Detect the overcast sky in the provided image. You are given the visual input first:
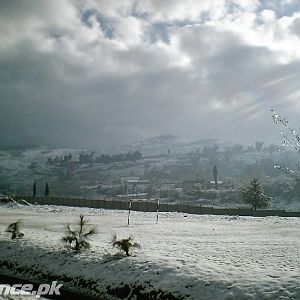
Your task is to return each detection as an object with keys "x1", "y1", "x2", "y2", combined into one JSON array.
[{"x1": 1, "y1": 0, "x2": 300, "y2": 149}]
